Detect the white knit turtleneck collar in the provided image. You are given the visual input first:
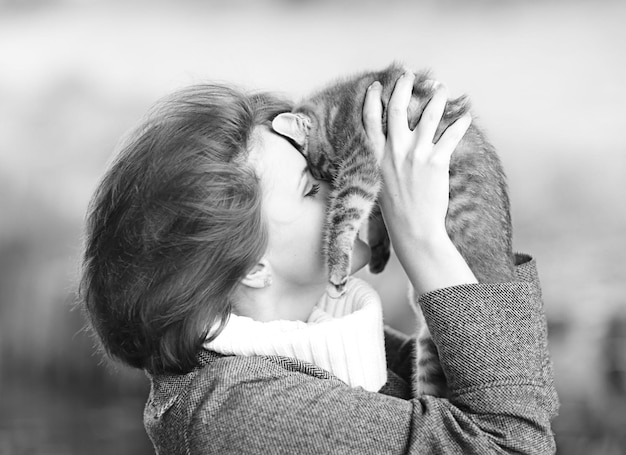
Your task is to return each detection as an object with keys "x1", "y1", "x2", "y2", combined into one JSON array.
[{"x1": 203, "y1": 277, "x2": 387, "y2": 392}]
